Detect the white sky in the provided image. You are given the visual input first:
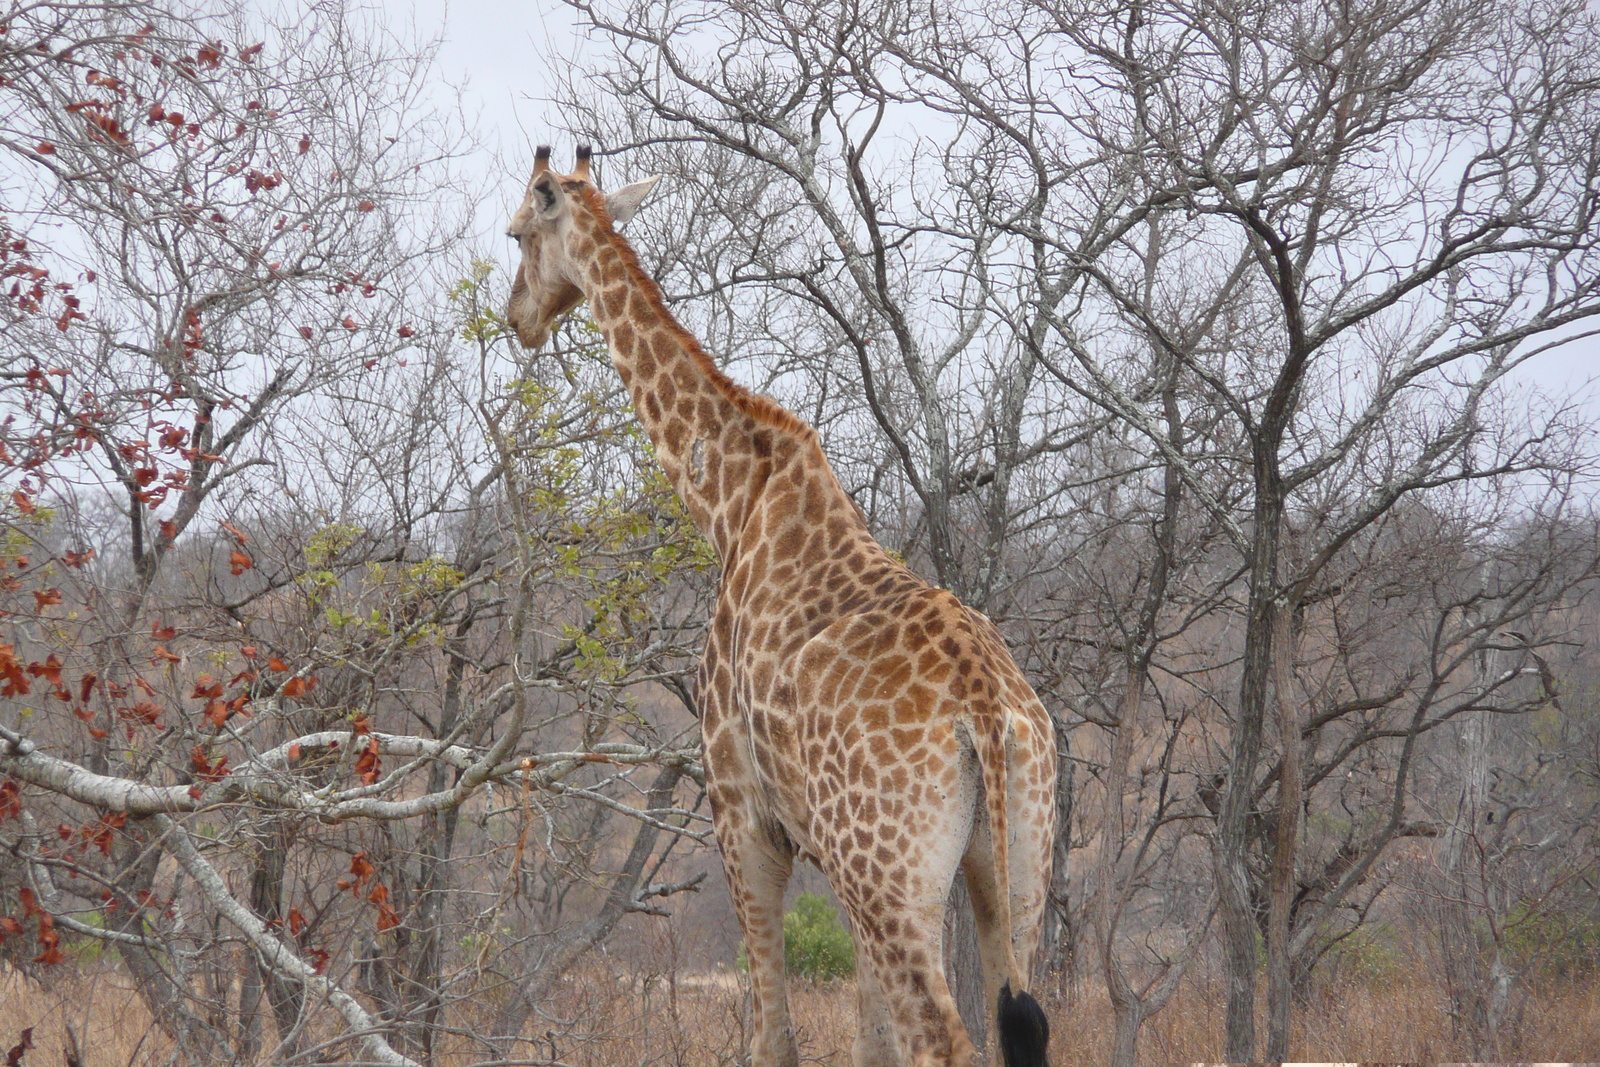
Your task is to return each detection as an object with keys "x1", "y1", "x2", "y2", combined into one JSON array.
[{"x1": 405, "y1": 0, "x2": 1599, "y2": 417}]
